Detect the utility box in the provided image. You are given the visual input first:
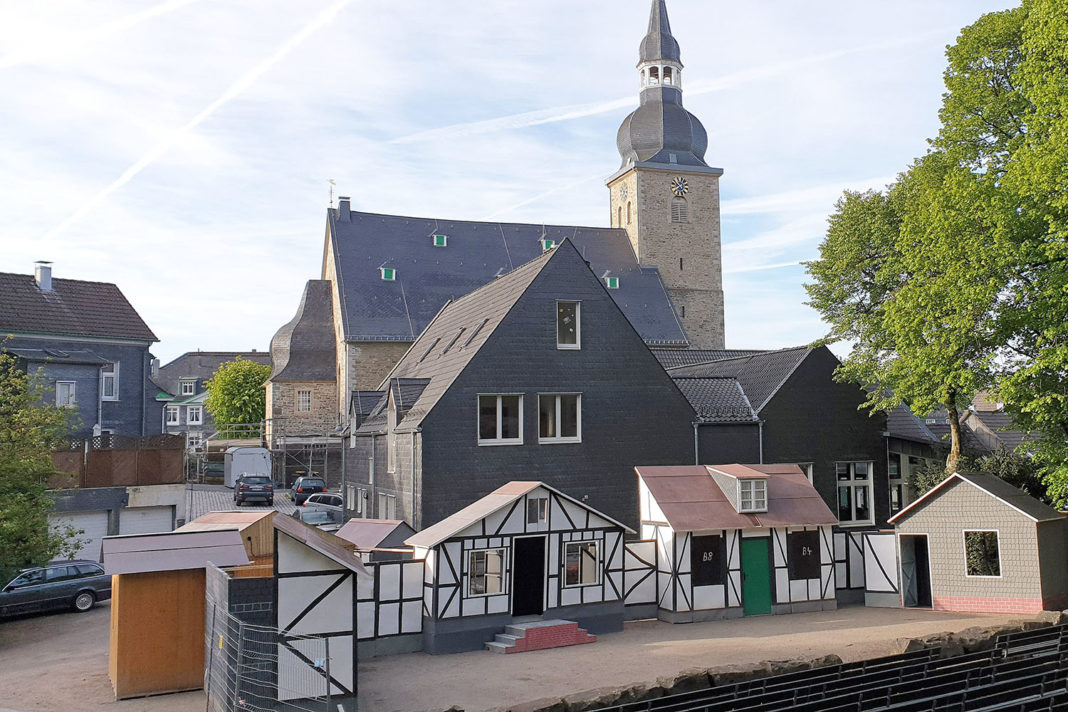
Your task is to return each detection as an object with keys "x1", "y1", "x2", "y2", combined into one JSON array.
[{"x1": 224, "y1": 447, "x2": 271, "y2": 488}]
